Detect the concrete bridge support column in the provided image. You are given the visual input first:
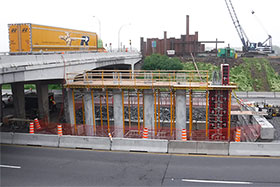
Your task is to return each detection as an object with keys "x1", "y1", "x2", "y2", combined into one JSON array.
[
  {"x1": 131, "y1": 63, "x2": 135, "y2": 79},
  {"x1": 83, "y1": 90, "x2": 96, "y2": 136},
  {"x1": 11, "y1": 82, "x2": 25, "y2": 119},
  {"x1": 176, "y1": 89, "x2": 186, "y2": 140},
  {"x1": 113, "y1": 90, "x2": 123, "y2": 137},
  {"x1": 0, "y1": 86, "x2": 2, "y2": 122},
  {"x1": 36, "y1": 83, "x2": 49, "y2": 121},
  {"x1": 144, "y1": 90, "x2": 154, "y2": 138},
  {"x1": 65, "y1": 88, "x2": 75, "y2": 127}
]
